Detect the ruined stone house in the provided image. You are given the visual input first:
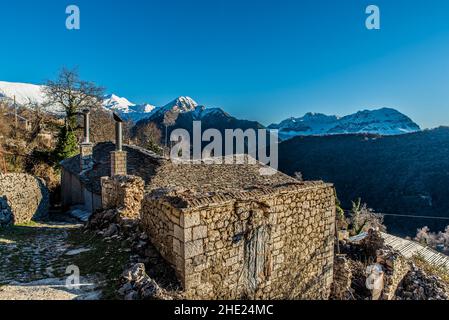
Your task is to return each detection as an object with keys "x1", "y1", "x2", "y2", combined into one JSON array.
[{"x1": 60, "y1": 111, "x2": 336, "y2": 299}]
